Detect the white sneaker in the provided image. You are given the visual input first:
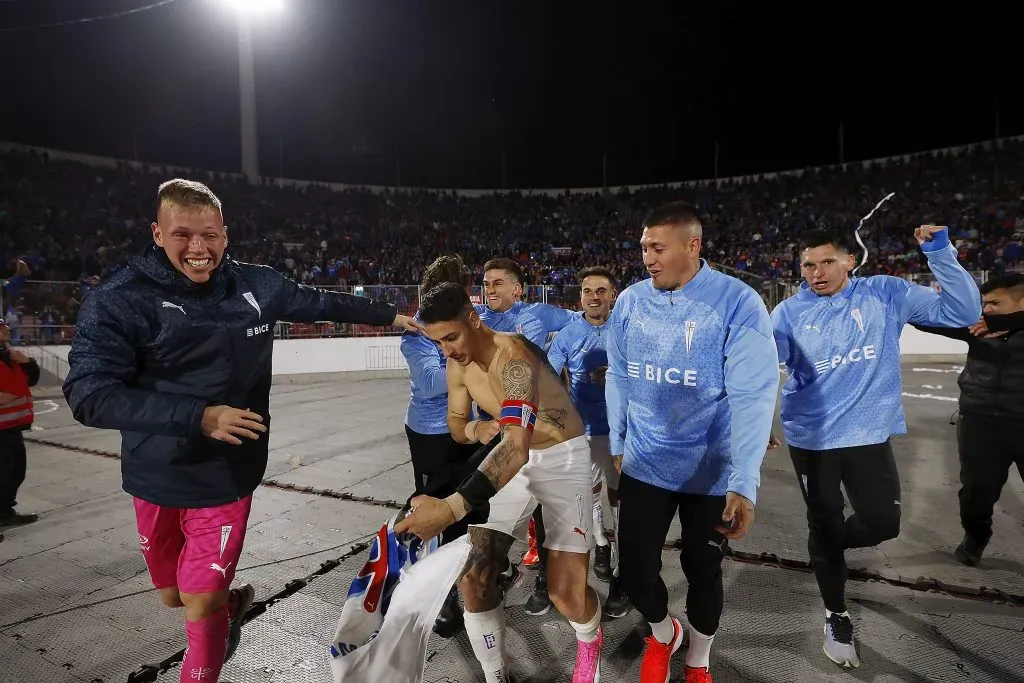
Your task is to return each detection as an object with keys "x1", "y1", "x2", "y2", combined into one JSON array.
[{"x1": 823, "y1": 613, "x2": 860, "y2": 668}]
